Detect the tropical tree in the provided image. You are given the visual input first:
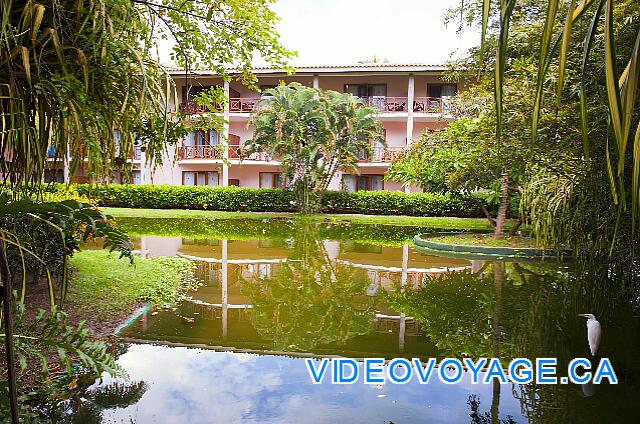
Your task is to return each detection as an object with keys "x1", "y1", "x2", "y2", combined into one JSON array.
[
  {"x1": 246, "y1": 83, "x2": 384, "y2": 213},
  {"x1": 448, "y1": 0, "x2": 639, "y2": 256},
  {"x1": 0, "y1": 0, "x2": 293, "y2": 190},
  {"x1": 387, "y1": 55, "x2": 578, "y2": 239},
  {"x1": 386, "y1": 112, "x2": 526, "y2": 238}
]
